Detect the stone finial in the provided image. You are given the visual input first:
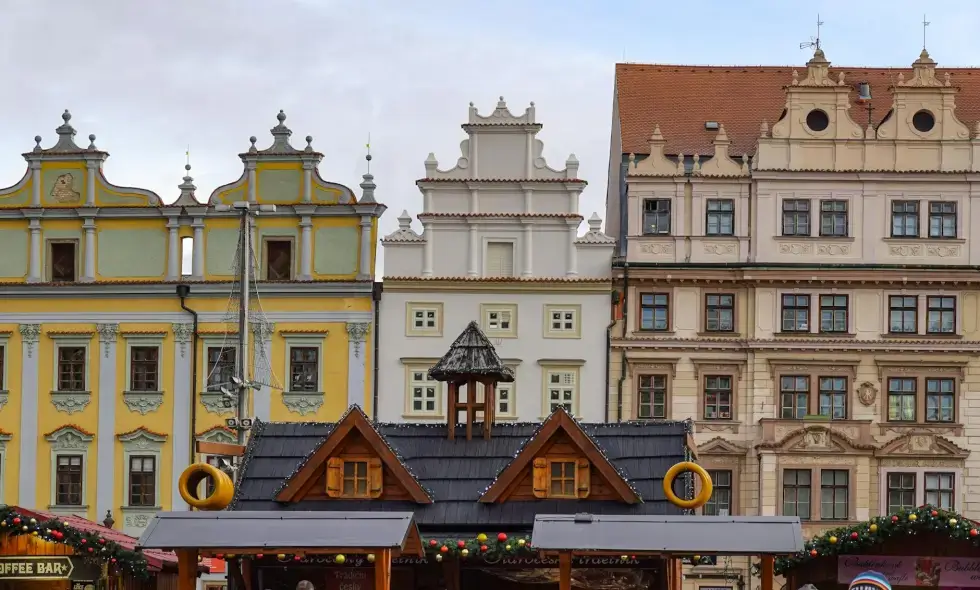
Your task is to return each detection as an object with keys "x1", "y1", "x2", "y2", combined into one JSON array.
[
  {"x1": 797, "y1": 47, "x2": 835, "y2": 86},
  {"x1": 588, "y1": 212, "x2": 602, "y2": 232},
  {"x1": 760, "y1": 120, "x2": 769, "y2": 138},
  {"x1": 424, "y1": 152, "x2": 439, "y2": 177},
  {"x1": 48, "y1": 109, "x2": 84, "y2": 152},
  {"x1": 792, "y1": 70, "x2": 799, "y2": 85},
  {"x1": 945, "y1": 72, "x2": 951, "y2": 87},
  {"x1": 248, "y1": 136, "x2": 258, "y2": 153},
  {"x1": 565, "y1": 153, "x2": 579, "y2": 179},
  {"x1": 574, "y1": 212, "x2": 616, "y2": 245},
  {"x1": 267, "y1": 109, "x2": 295, "y2": 151},
  {"x1": 676, "y1": 153, "x2": 685, "y2": 174},
  {"x1": 87, "y1": 134, "x2": 97, "y2": 150},
  {"x1": 974, "y1": 121, "x2": 980, "y2": 139},
  {"x1": 174, "y1": 164, "x2": 199, "y2": 206},
  {"x1": 305, "y1": 135, "x2": 314, "y2": 152},
  {"x1": 692, "y1": 153, "x2": 701, "y2": 173},
  {"x1": 382, "y1": 210, "x2": 423, "y2": 243},
  {"x1": 497, "y1": 96, "x2": 507, "y2": 109},
  {"x1": 899, "y1": 48, "x2": 943, "y2": 87},
  {"x1": 33, "y1": 135, "x2": 42, "y2": 151},
  {"x1": 838, "y1": 72, "x2": 845, "y2": 86},
  {"x1": 741, "y1": 154, "x2": 749, "y2": 174},
  {"x1": 397, "y1": 210, "x2": 412, "y2": 229},
  {"x1": 629, "y1": 124, "x2": 678, "y2": 177},
  {"x1": 359, "y1": 153, "x2": 377, "y2": 204}
]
